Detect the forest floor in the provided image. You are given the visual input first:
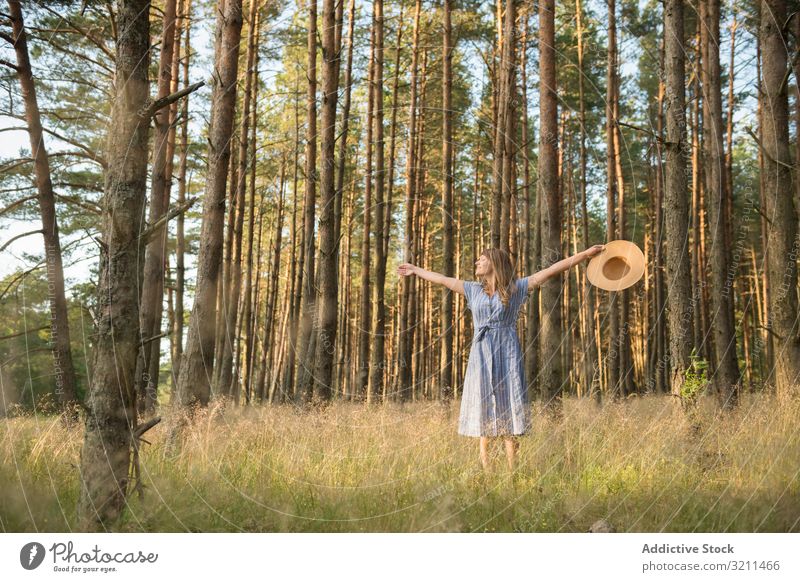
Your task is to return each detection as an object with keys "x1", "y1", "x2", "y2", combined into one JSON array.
[{"x1": 1, "y1": 393, "x2": 798, "y2": 532}]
